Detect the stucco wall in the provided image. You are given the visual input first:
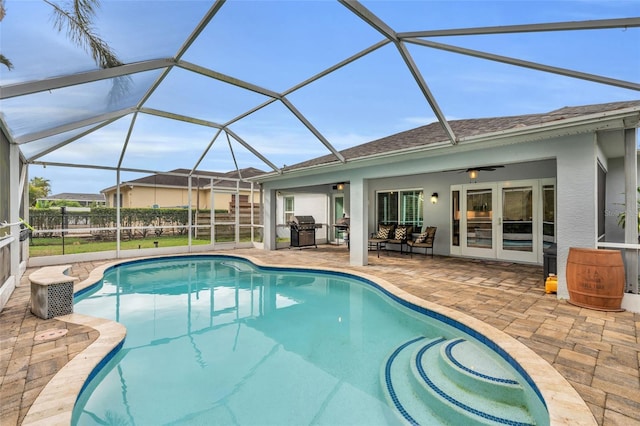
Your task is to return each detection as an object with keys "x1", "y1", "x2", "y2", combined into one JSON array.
[
  {"x1": 554, "y1": 134, "x2": 599, "y2": 298},
  {"x1": 104, "y1": 186, "x2": 258, "y2": 210}
]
